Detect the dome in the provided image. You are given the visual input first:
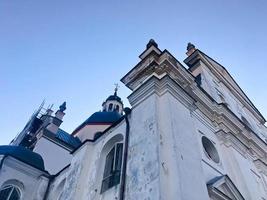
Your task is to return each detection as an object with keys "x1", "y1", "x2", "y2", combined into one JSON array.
[
  {"x1": 72, "y1": 111, "x2": 122, "y2": 134},
  {"x1": 0, "y1": 145, "x2": 45, "y2": 171},
  {"x1": 85, "y1": 111, "x2": 122, "y2": 124},
  {"x1": 106, "y1": 94, "x2": 123, "y2": 104}
]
